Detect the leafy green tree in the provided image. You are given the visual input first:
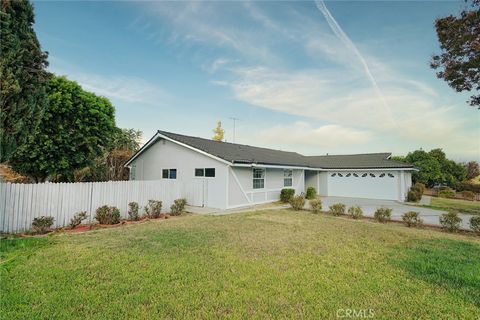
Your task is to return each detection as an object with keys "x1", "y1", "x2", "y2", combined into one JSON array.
[
  {"x1": 74, "y1": 128, "x2": 142, "y2": 182},
  {"x1": 401, "y1": 149, "x2": 467, "y2": 187},
  {"x1": 431, "y1": 0, "x2": 480, "y2": 108},
  {"x1": 11, "y1": 76, "x2": 116, "y2": 182},
  {"x1": 0, "y1": 0, "x2": 50, "y2": 162}
]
